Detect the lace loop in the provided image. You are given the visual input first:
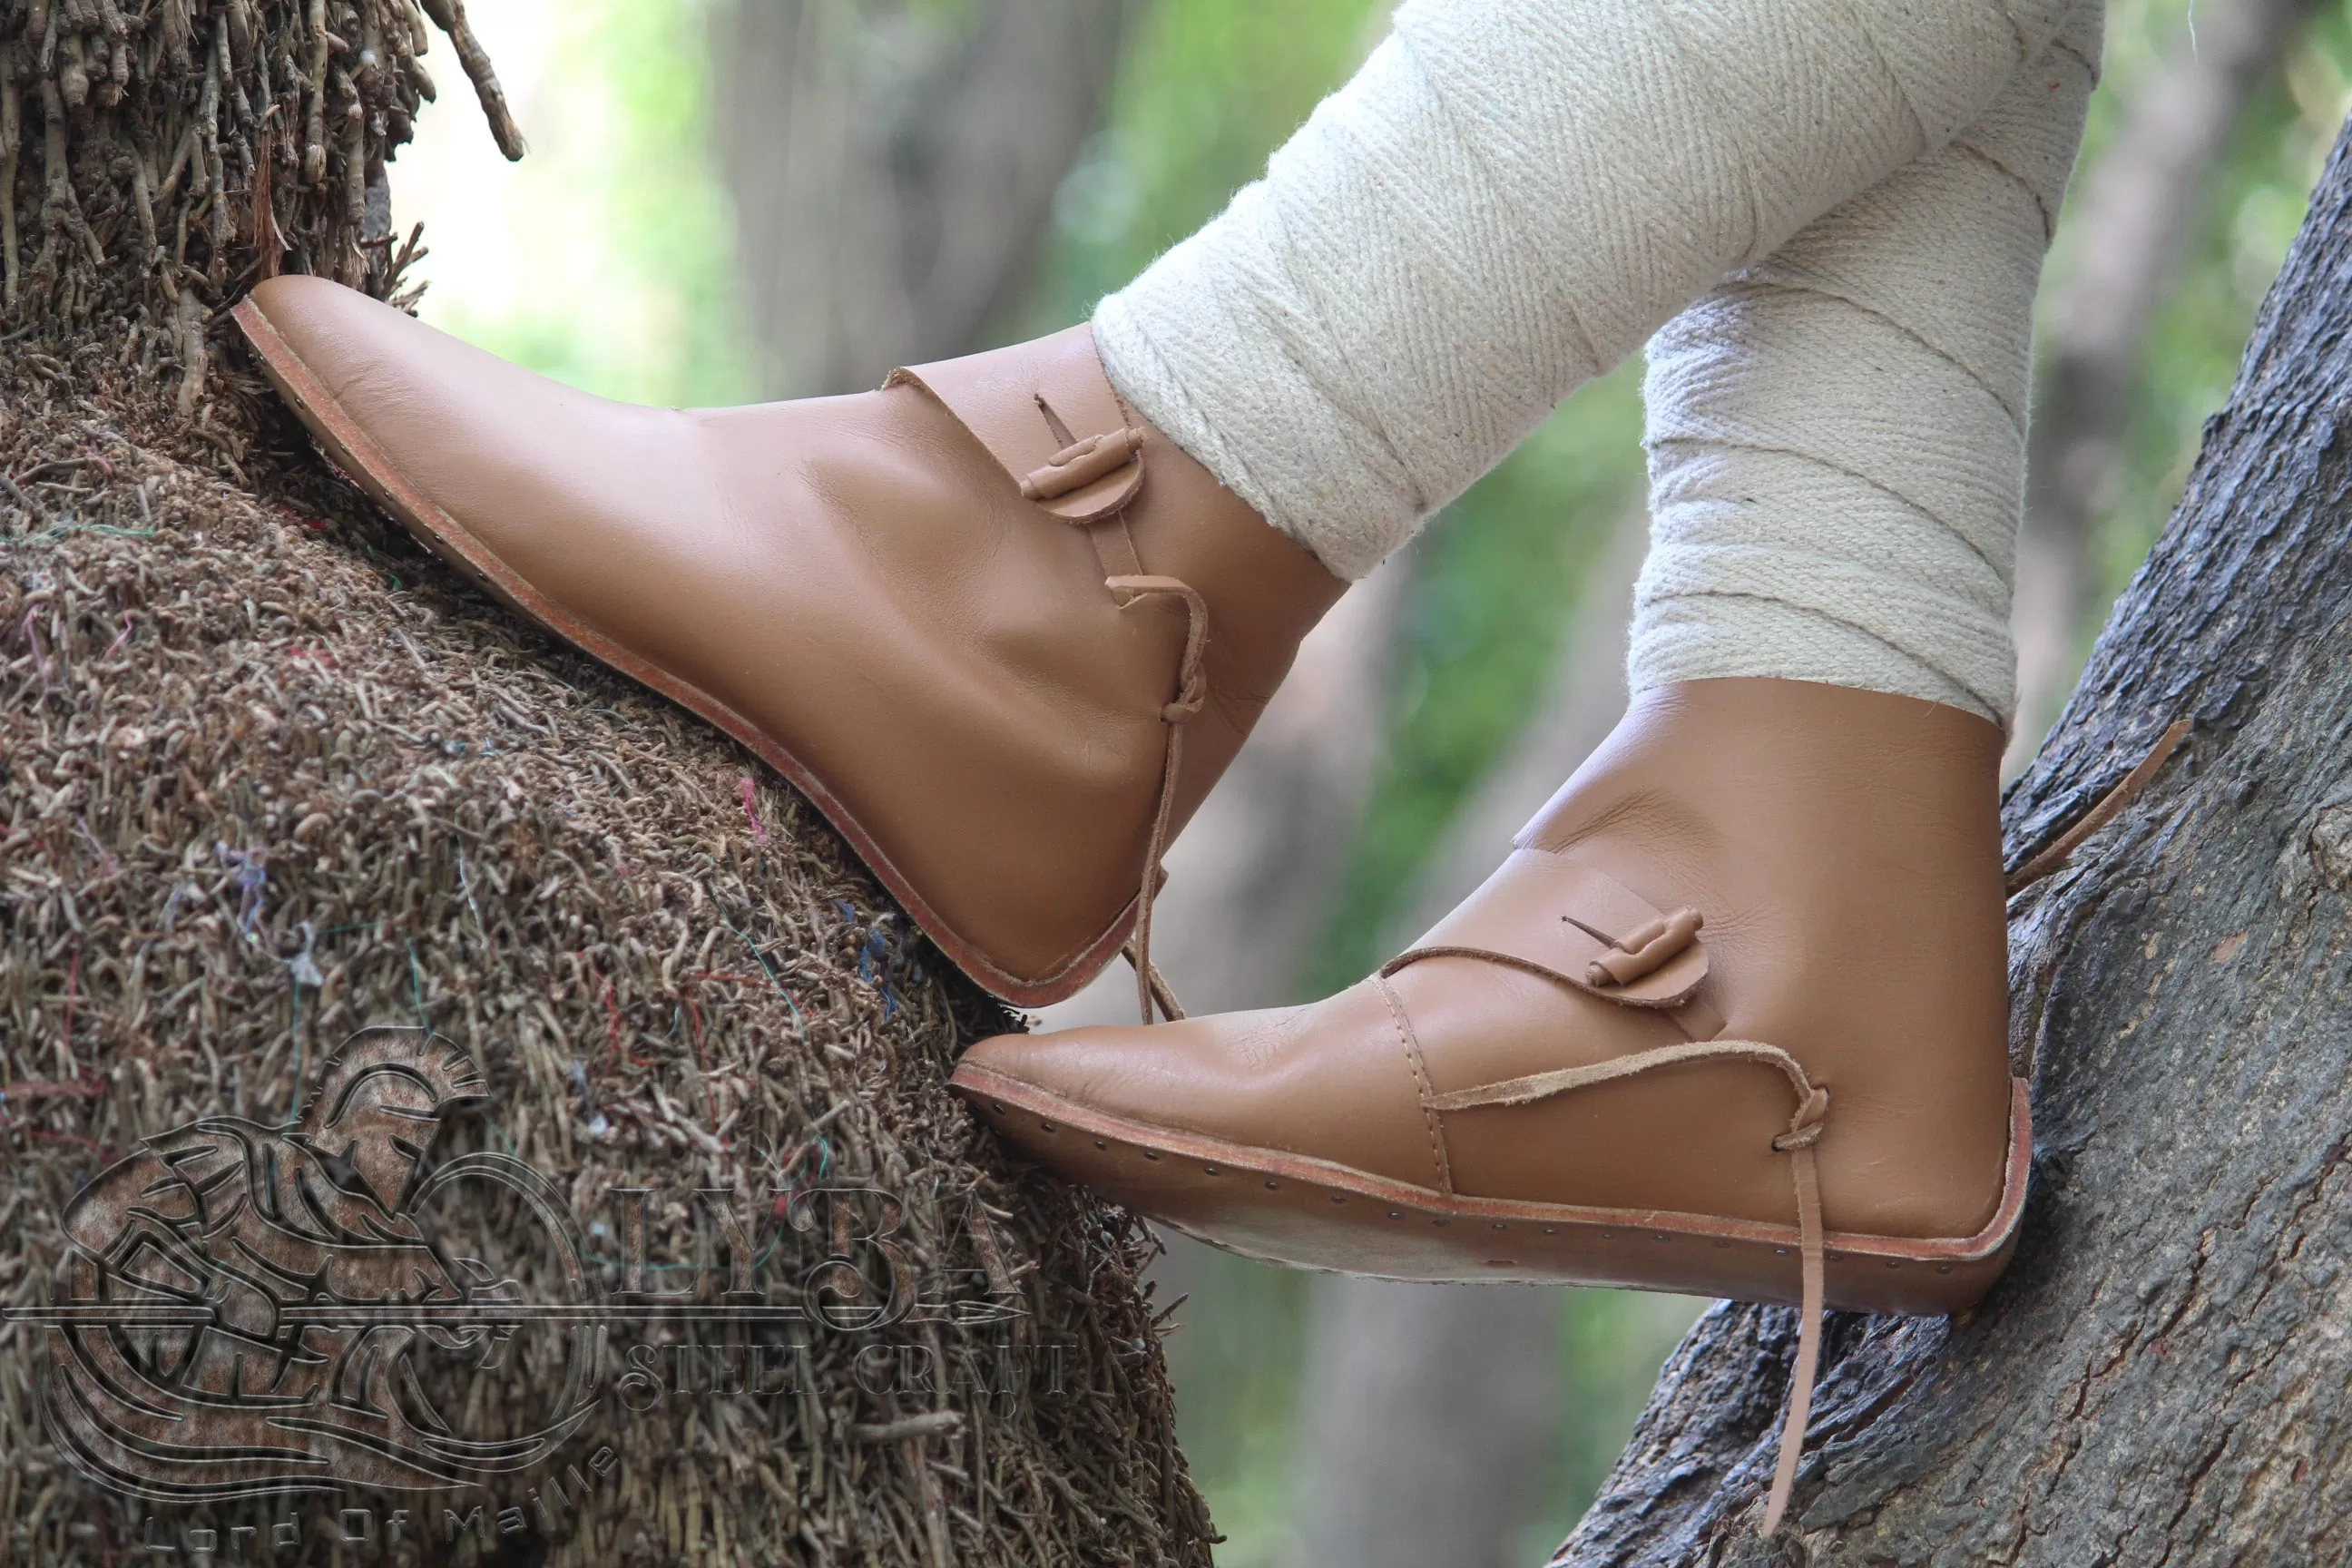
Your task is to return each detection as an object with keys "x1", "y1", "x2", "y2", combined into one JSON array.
[
  {"x1": 1426, "y1": 1035, "x2": 1828, "y2": 1534},
  {"x1": 1771, "y1": 1085, "x2": 1829, "y2": 1152},
  {"x1": 2004, "y1": 717, "x2": 2190, "y2": 894}
]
